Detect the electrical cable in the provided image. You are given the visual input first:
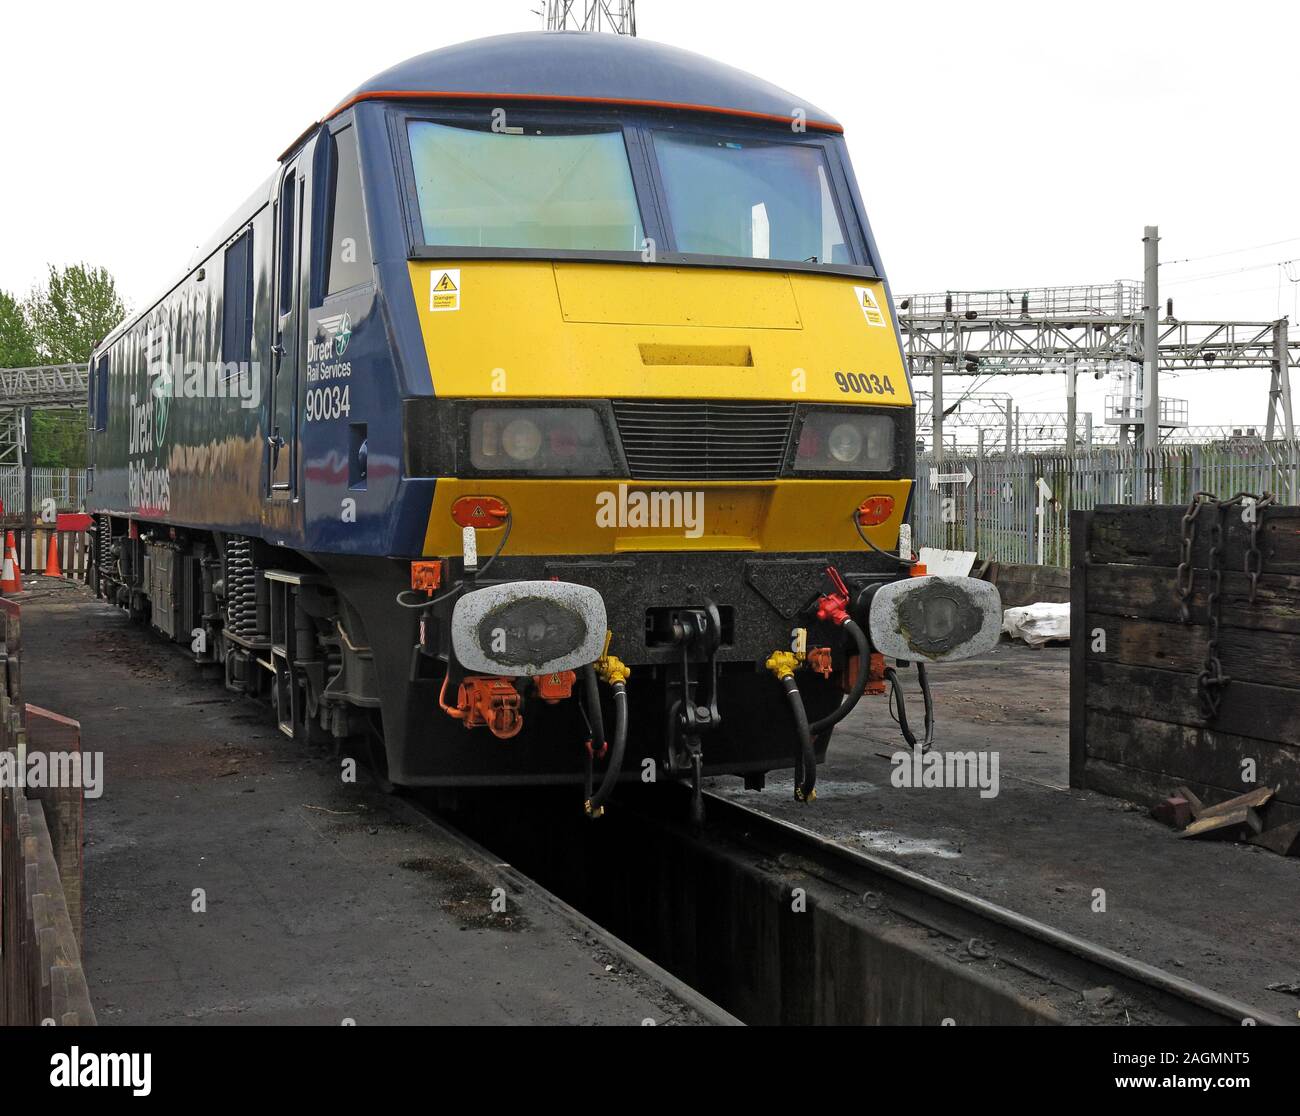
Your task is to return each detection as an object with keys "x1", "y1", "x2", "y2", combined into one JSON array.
[
  {"x1": 1161, "y1": 235, "x2": 1300, "y2": 267},
  {"x1": 854, "y1": 508, "x2": 917, "y2": 565},
  {"x1": 394, "y1": 512, "x2": 513, "y2": 608}
]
